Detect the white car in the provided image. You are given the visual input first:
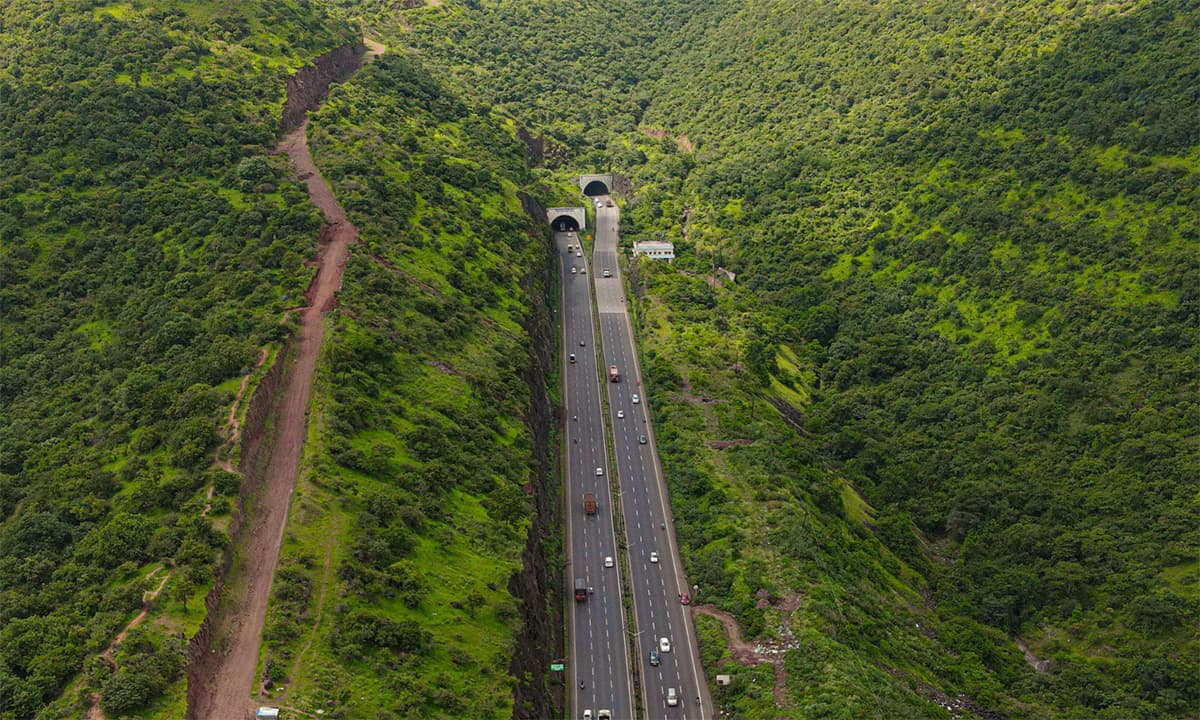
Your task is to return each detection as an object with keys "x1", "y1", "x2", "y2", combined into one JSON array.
[
  {"x1": 604, "y1": 556, "x2": 614, "y2": 568},
  {"x1": 571, "y1": 267, "x2": 578, "y2": 274},
  {"x1": 659, "y1": 637, "x2": 671, "y2": 653},
  {"x1": 583, "y1": 711, "x2": 592, "y2": 720},
  {"x1": 650, "y1": 552, "x2": 659, "y2": 563},
  {"x1": 632, "y1": 394, "x2": 640, "y2": 404},
  {"x1": 577, "y1": 251, "x2": 583, "y2": 257},
  {"x1": 595, "y1": 467, "x2": 604, "y2": 476},
  {"x1": 617, "y1": 410, "x2": 625, "y2": 419},
  {"x1": 602, "y1": 269, "x2": 612, "y2": 278},
  {"x1": 597, "y1": 712, "x2": 612, "y2": 720}
]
